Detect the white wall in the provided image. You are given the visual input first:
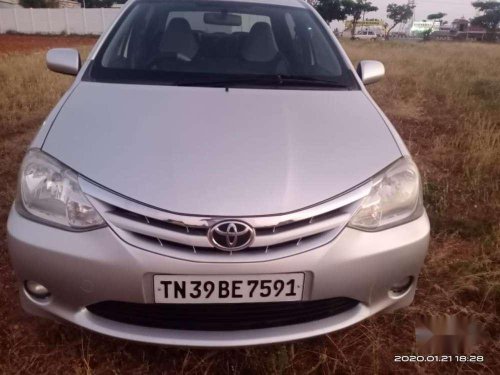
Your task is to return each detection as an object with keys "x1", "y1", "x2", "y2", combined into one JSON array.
[{"x1": 0, "y1": 8, "x2": 121, "y2": 34}]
